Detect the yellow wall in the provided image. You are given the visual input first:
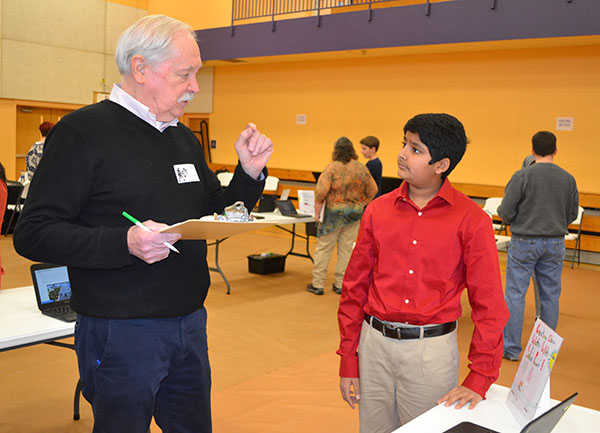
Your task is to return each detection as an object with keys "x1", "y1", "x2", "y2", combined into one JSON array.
[
  {"x1": 0, "y1": 101, "x2": 17, "y2": 179},
  {"x1": 0, "y1": 0, "x2": 147, "y2": 105},
  {"x1": 109, "y1": 0, "x2": 148, "y2": 8},
  {"x1": 147, "y1": 0, "x2": 231, "y2": 29},
  {"x1": 0, "y1": 0, "x2": 148, "y2": 179},
  {"x1": 207, "y1": 45, "x2": 600, "y2": 193}
]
